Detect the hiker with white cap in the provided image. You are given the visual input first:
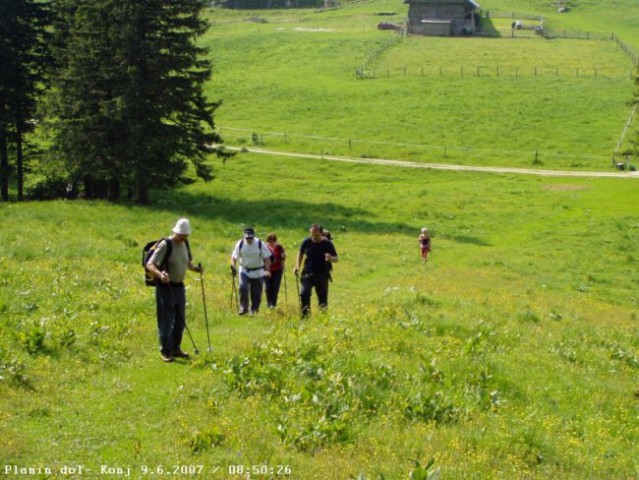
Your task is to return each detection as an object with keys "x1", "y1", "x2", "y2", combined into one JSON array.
[
  {"x1": 418, "y1": 227, "x2": 431, "y2": 264},
  {"x1": 146, "y1": 218, "x2": 203, "y2": 362},
  {"x1": 231, "y1": 227, "x2": 272, "y2": 315}
]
